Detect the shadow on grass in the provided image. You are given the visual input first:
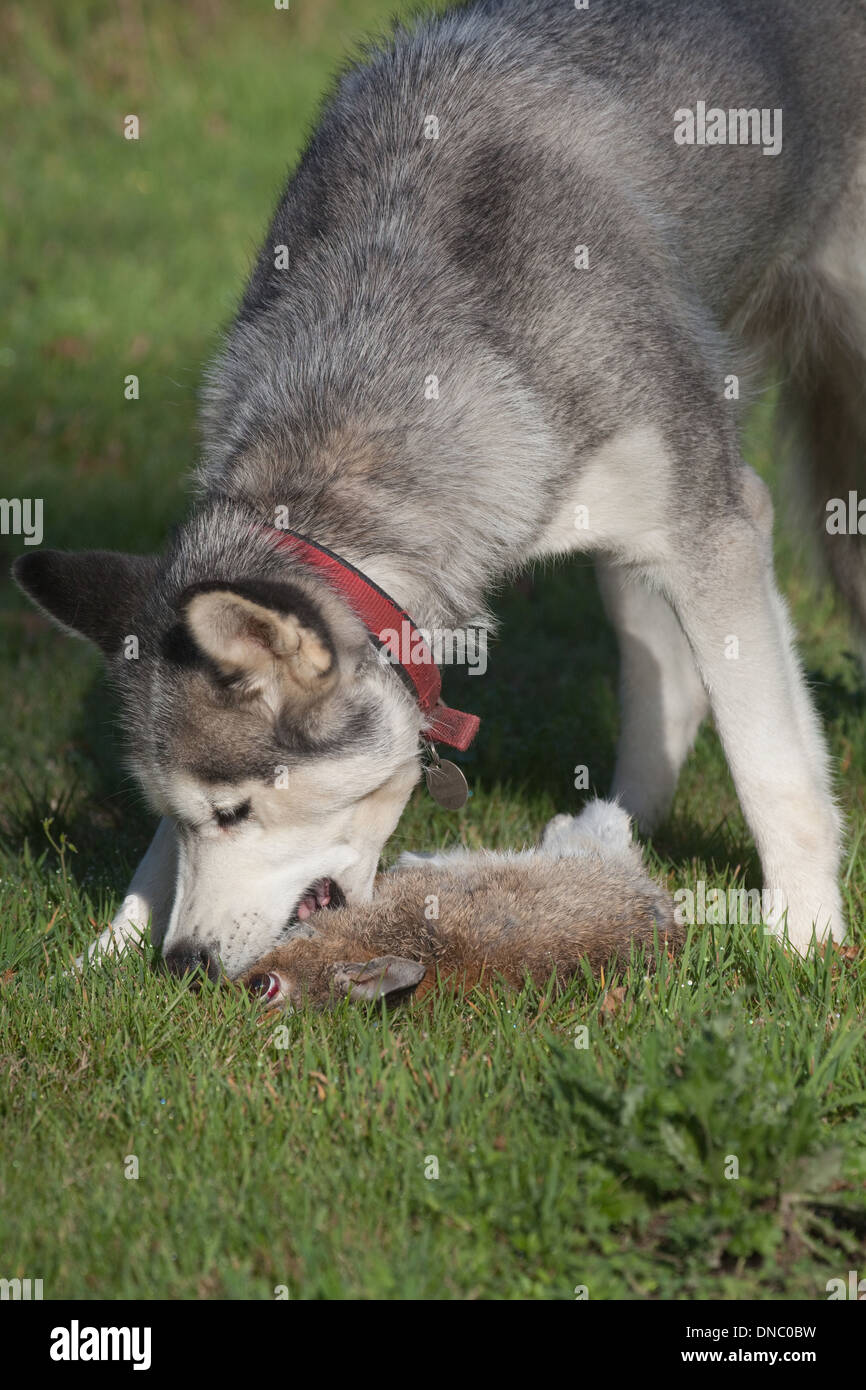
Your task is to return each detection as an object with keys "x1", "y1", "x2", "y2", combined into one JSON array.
[
  {"x1": 649, "y1": 812, "x2": 763, "y2": 888},
  {"x1": 0, "y1": 674, "x2": 155, "y2": 889},
  {"x1": 809, "y1": 661, "x2": 866, "y2": 724},
  {"x1": 441, "y1": 555, "x2": 619, "y2": 801}
]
